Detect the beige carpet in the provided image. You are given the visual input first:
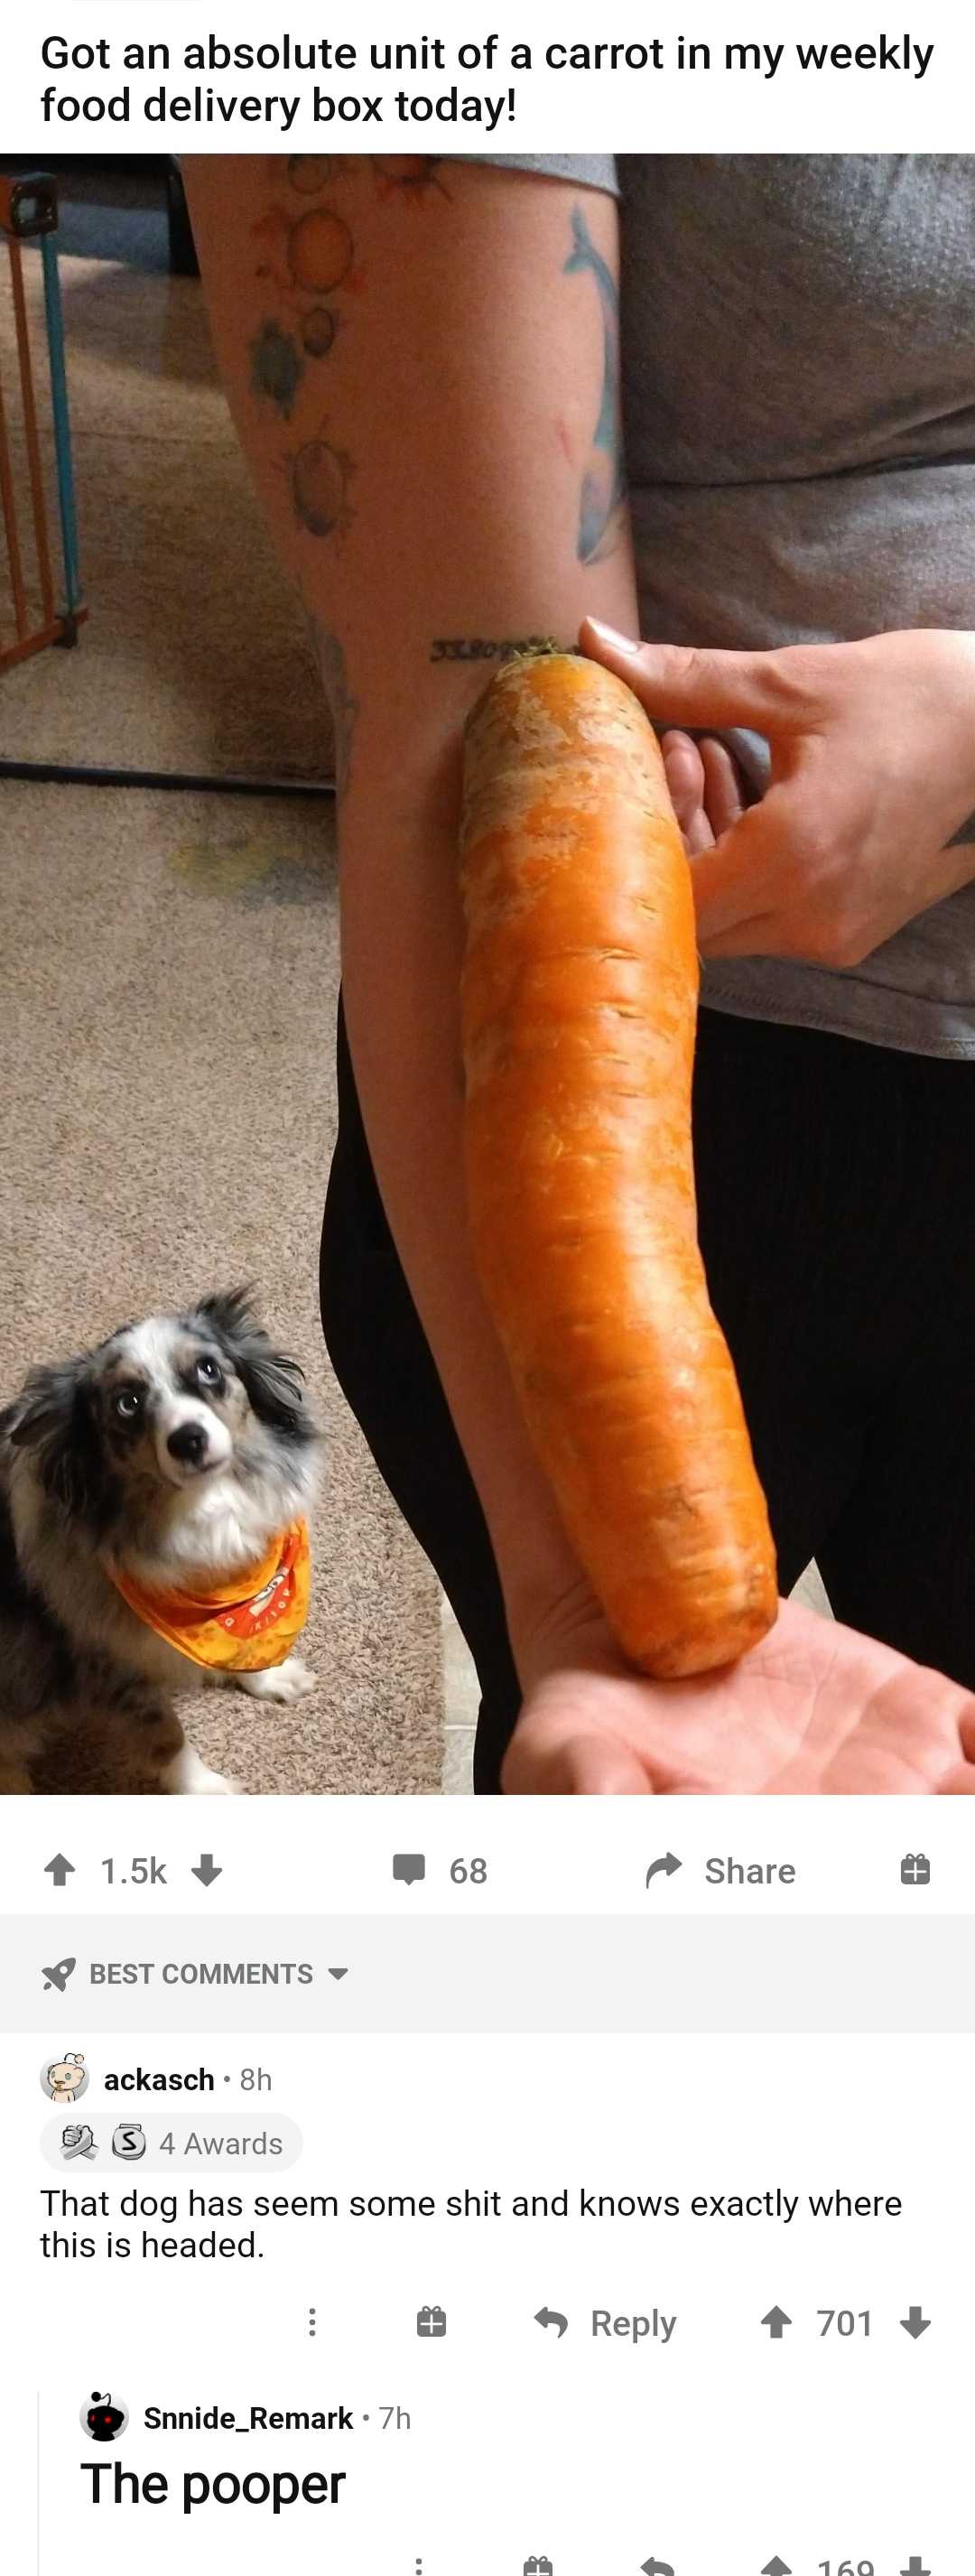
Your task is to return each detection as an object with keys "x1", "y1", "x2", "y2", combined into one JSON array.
[
  {"x1": 1, "y1": 249, "x2": 329, "y2": 779},
  {"x1": 0, "y1": 249, "x2": 445, "y2": 1791}
]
